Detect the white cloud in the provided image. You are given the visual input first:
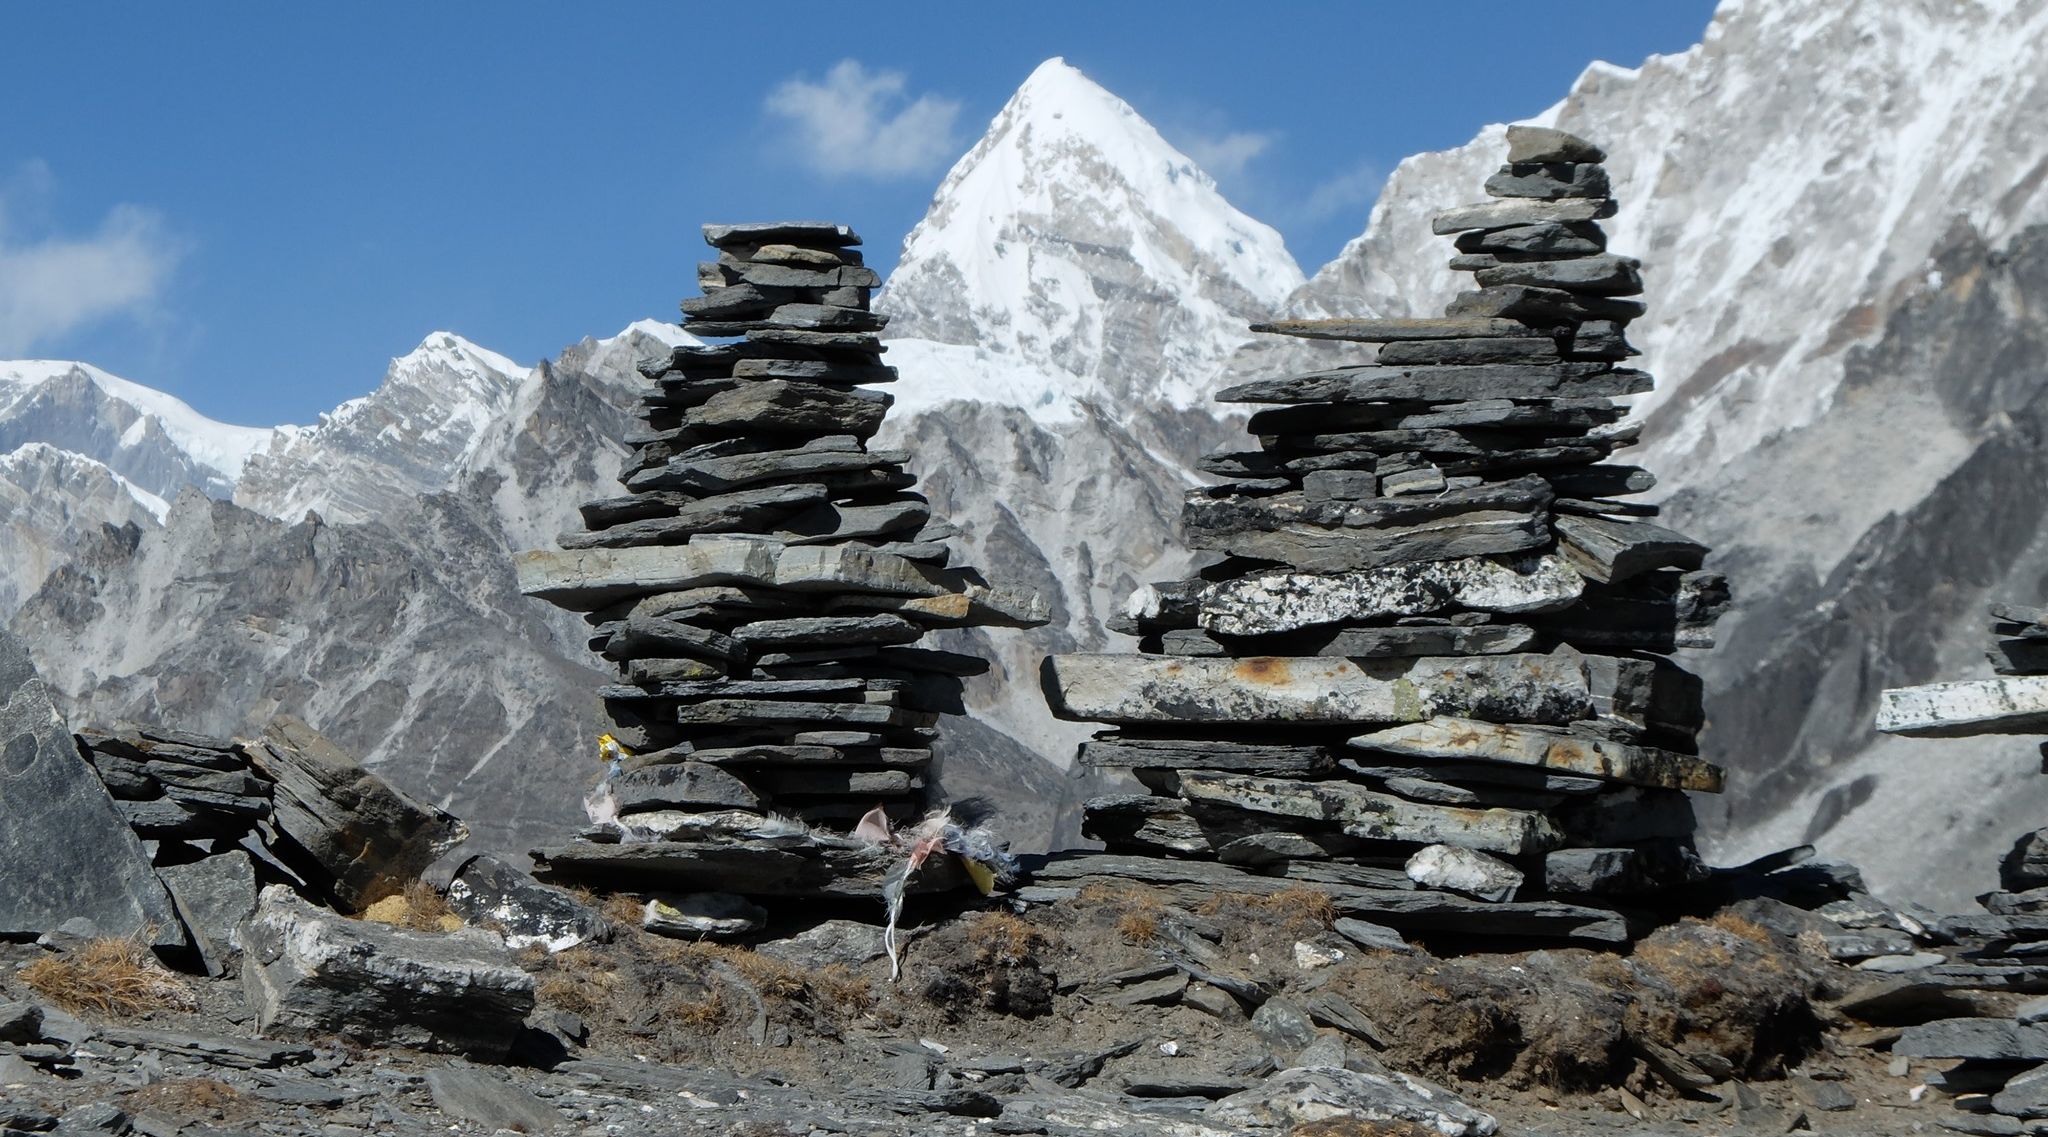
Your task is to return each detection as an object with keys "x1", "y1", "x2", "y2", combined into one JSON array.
[
  {"x1": 0, "y1": 163, "x2": 183, "y2": 355},
  {"x1": 1297, "y1": 160, "x2": 1386, "y2": 225},
  {"x1": 765, "y1": 60, "x2": 964, "y2": 179},
  {"x1": 1181, "y1": 130, "x2": 1275, "y2": 181}
]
